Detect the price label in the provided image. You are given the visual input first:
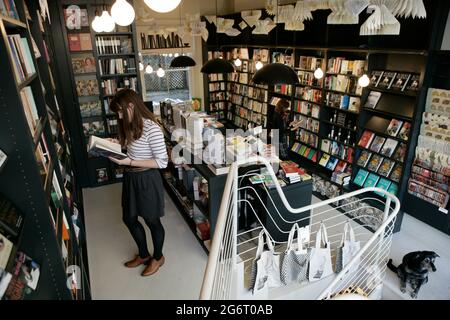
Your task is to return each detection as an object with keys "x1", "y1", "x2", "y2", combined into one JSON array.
[{"x1": 438, "y1": 207, "x2": 448, "y2": 214}]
